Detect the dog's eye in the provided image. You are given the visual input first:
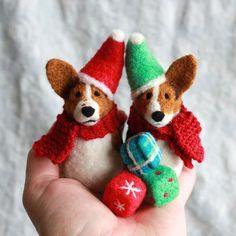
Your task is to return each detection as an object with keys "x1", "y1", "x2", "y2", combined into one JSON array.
[
  {"x1": 94, "y1": 91, "x2": 100, "y2": 97},
  {"x1": 146, "y1": 92, "x2": 152, "y2": 100},
  {"x1": 75, "y1": 91, "x2": 81, "y2": 97},
  {"x1": 164, "y1": 93, "x2": 170, "y2": 100}
]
